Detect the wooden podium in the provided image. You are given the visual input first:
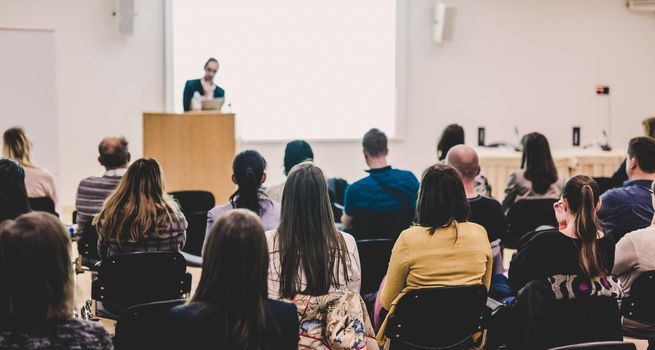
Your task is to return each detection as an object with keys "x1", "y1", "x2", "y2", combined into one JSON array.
[{"x1": 143, "y1": 112, "x2": 236, "y2": 203}]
